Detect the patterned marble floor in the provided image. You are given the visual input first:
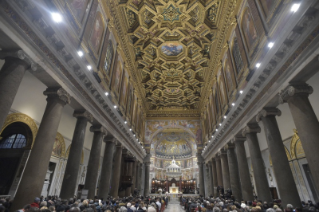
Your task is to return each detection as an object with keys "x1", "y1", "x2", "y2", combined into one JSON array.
[{"x1": 164, "y1": 199, "x2": 184, "y2": 212}]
